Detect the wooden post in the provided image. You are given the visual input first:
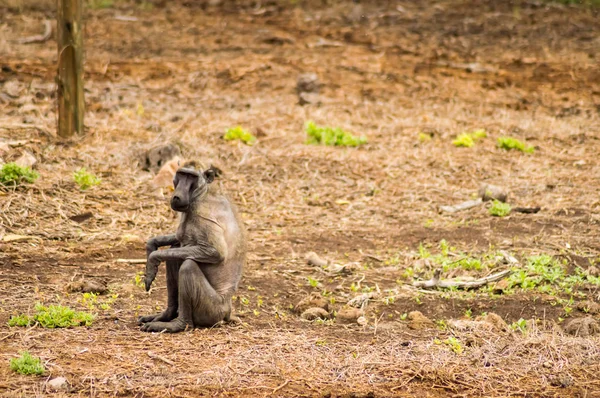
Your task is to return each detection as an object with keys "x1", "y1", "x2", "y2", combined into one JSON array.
[{"x1": 57, "y1": 0, "x2": 84, "y2": 138}]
